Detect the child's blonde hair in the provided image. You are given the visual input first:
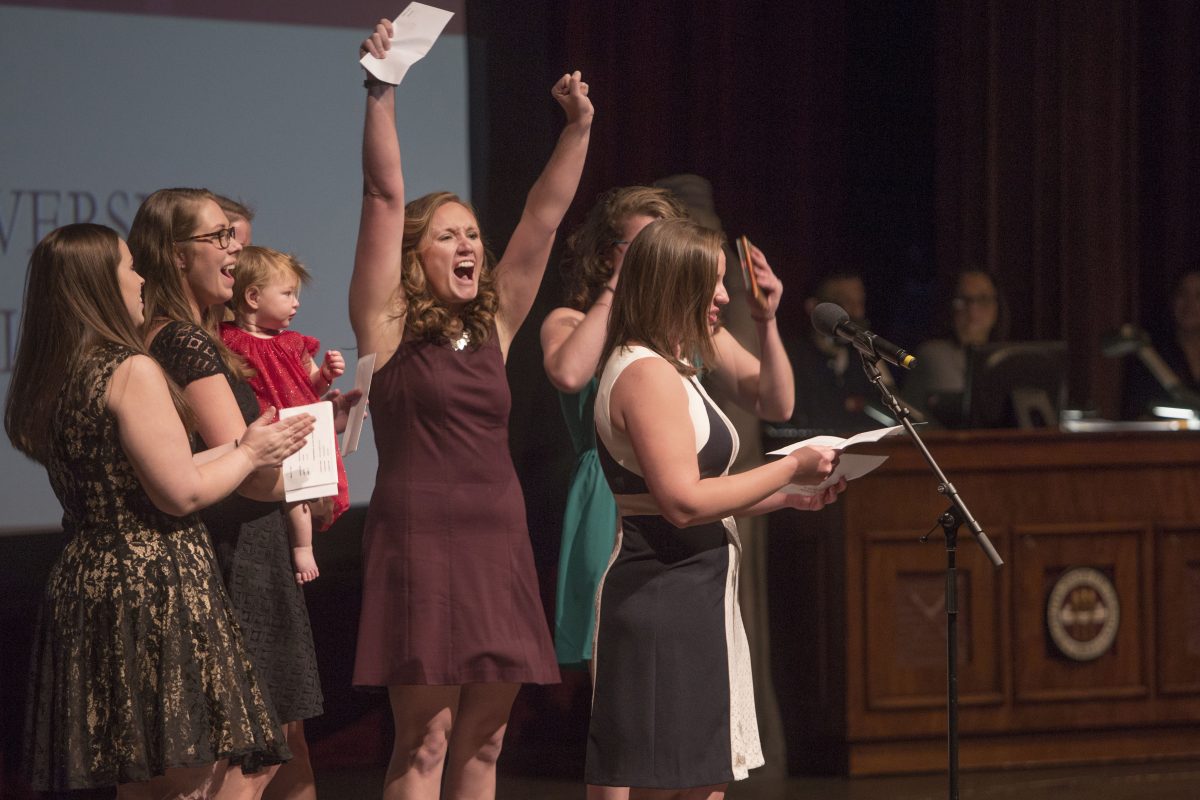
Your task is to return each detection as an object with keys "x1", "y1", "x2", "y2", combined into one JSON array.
[{"x1": 231, "y1": 246, "x2": 312, "y2": 316}]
